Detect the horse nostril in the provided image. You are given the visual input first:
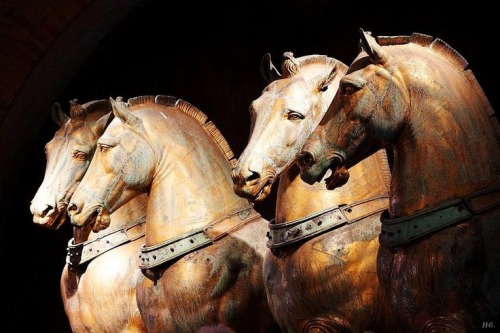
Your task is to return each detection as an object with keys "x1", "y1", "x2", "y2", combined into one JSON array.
[
  {"x1": 245, "y1": 171, "x2": 261, "y2": 183},
  {"x1": 41, "y1": 205, "x2": 54, "y2": 218},
  {"x1": 298, "y1": 151, "x2": 314, "y2": 170},
  {"x1": 67, "y1": 203, "x2": 78, "y2": 215}
]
